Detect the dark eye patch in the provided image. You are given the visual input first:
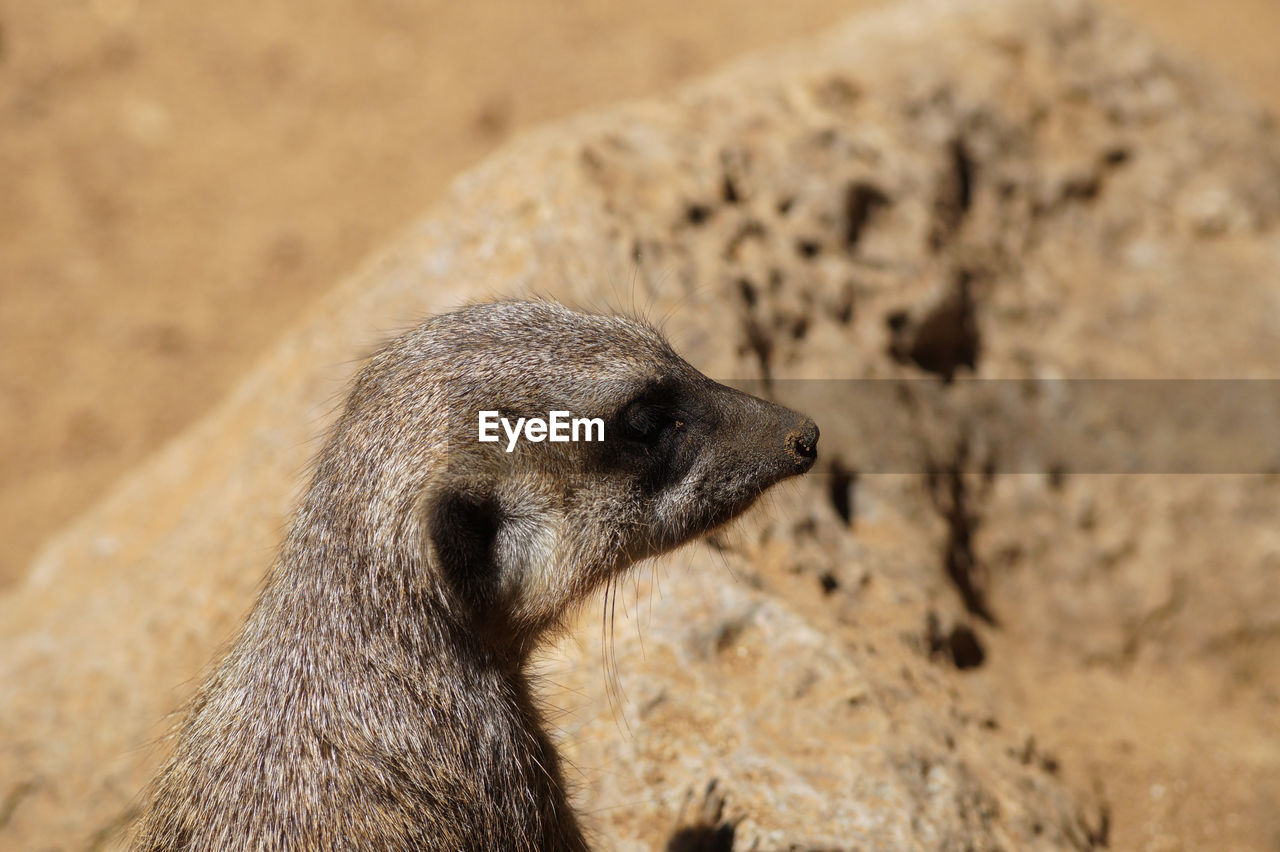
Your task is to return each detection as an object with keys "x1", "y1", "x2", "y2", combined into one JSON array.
[
  {"x1": 616, "y1": 374, "x2": 694, "y2": 445},
  {"x1": 620, "y1": 398, "x2": 673, "y2": 444},
  {"x1": 608, "y1": 378, "x2": 708, "y2": 494}
]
